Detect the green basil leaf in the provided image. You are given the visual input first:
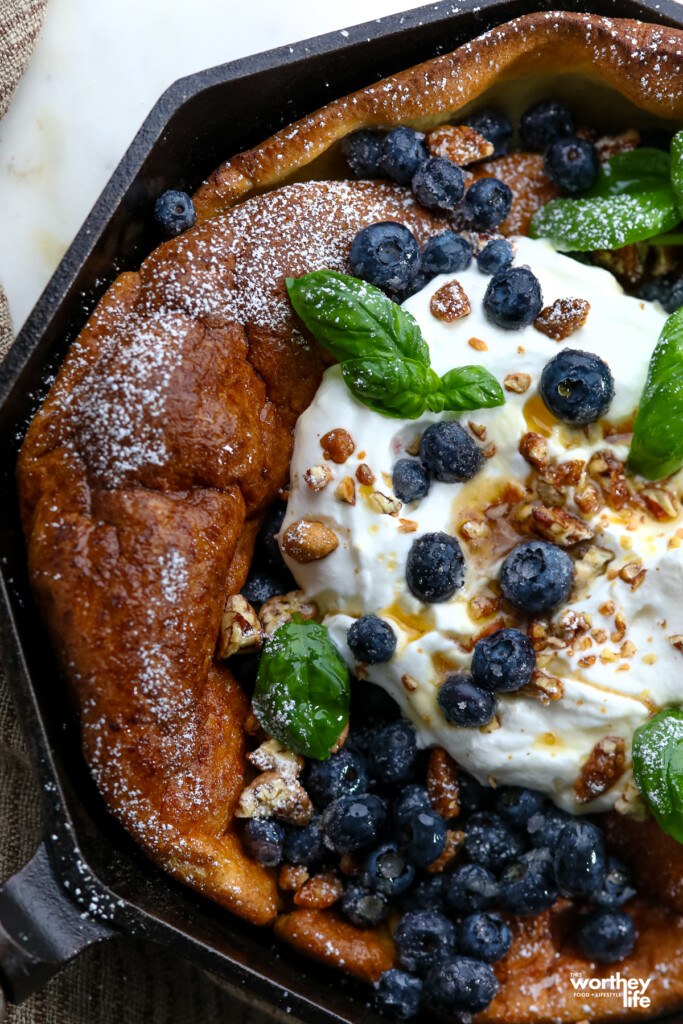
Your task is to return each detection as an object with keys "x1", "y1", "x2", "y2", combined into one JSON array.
[
  {"x1": 628, "y1": 306, "x2": 683, "y2": 479},
  {"x1": 252, "y1": 616, "x2": 350, "y2": 760},
  {"x1": 671, "y1": 131, "x2": 683, "y2": 217},
  {"x1": 286, "y1": 270, "x2": 431, "y2": 366},
  {"x1": 530, "y1": 189, "x2": 680, "y2": 252},
  {"x1": 341, "y1": 356, "x2": 442, "y2": 419},
  {"x1": 632, "y1": 708, "x2": 683, "y2": 843},
  {"x1": 439, "y1": 365, "x2": 505, "y2": 411},
  {"x1": 585, "y1": 147, "x2": 671, "y2": 198}
]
